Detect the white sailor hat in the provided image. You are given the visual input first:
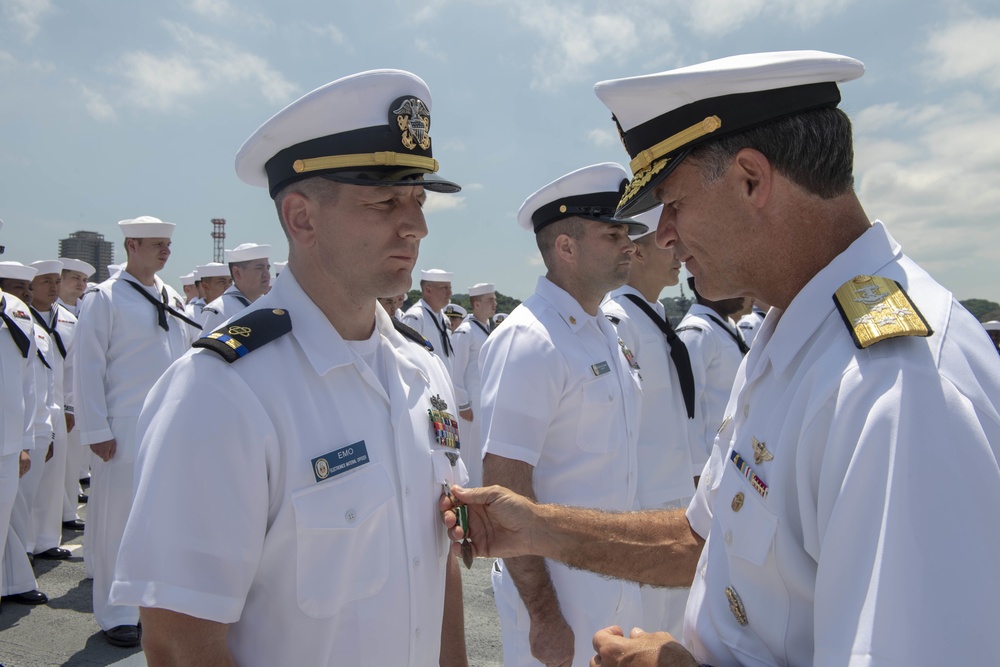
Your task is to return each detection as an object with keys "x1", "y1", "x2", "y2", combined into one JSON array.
[
  {"x1": 595, "y1": 50, "x2": 865, "y2": 217},
  {"x1": 468, "y1": 282, "x2": 495, "y2": 297},
  {"x1": 421, "y1": 269, "x2": 453, "y2": 283},
  {"x1": 59, "y1": 257, "x2": 96, "y2": 277},
  {"x1": 194, "y1": 262, "x2": 230, "y2": 279},
  {"x1": 0, "y1": 261, "x2": 38, "y2": 281},
  {"x1": 30, "y1": 260, "x2": 63, "y2": 276},
  {"x1": 444, "y1": 303, "x2": 467, "y2": 319},
  {"x1": 118, "y1": 216, "x2": 176, "y2": 239},
  {"x1": 272, "y1": 260, "x2": 287, "y2": 273},
  {"x1": 984, "y1": 321, "x2": 1000, "y2": 332},
  {"x1": 517, "y1": 163, "x2": 648, "y2": 235},
  {"x1": 179, "y1": 272, "x2": 196, "y2": 286},
  {"x1": 107, "y1": 263, "x2": 123, "y2": 275},
  {"x1": 225, "y1": 243, "x2": 271, "y2": 264},
  {"x1": 236, "y1": 69, "x2": 461, "y2": 198},
  {"x1": 628, "y1": 206, "x2": 663, "y2": 241}
]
